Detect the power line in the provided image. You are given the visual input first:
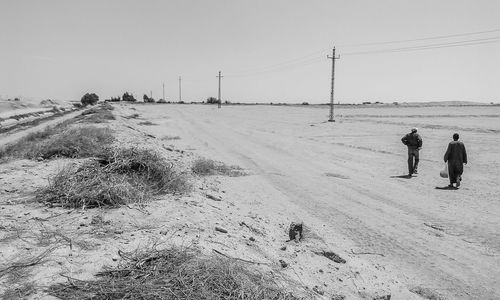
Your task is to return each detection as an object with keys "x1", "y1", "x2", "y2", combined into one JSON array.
[
  {"x1": 339, "y1": 28, "x2": 500, "y2": 47},
  {"x1": 226, "y1": 56, "x2": 324, "y2": 78},
  {"x1": 225, "y1": 48, "x2": 330, "y2": 76},
  {"x1": 343, "y1": 36, "x2": 500, "y2": 56}
]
